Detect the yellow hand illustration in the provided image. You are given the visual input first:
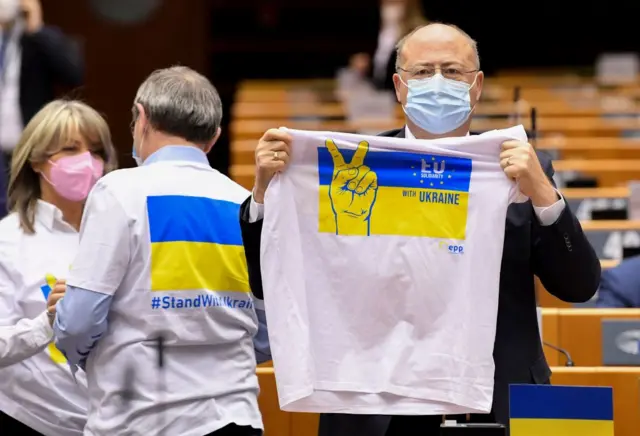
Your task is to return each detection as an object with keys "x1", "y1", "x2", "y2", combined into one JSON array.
[{"x1": 325, "y1": 139, "x2": 378, "y2": 236}]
